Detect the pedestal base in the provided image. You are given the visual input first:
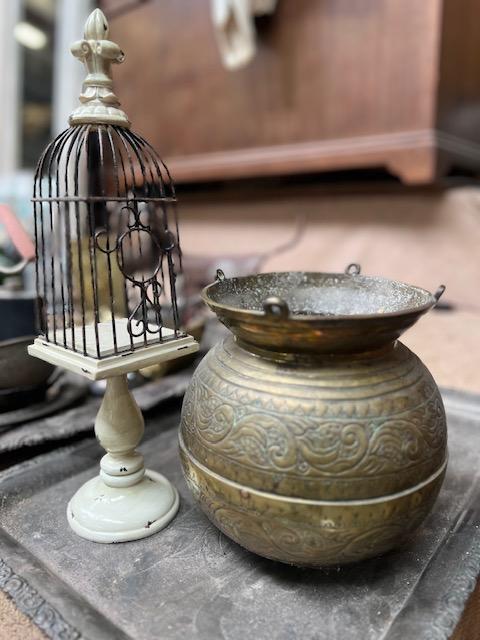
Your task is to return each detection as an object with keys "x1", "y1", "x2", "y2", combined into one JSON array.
[{"x1": 67, "y1": 470, "x2": 179, "y2": 543}]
